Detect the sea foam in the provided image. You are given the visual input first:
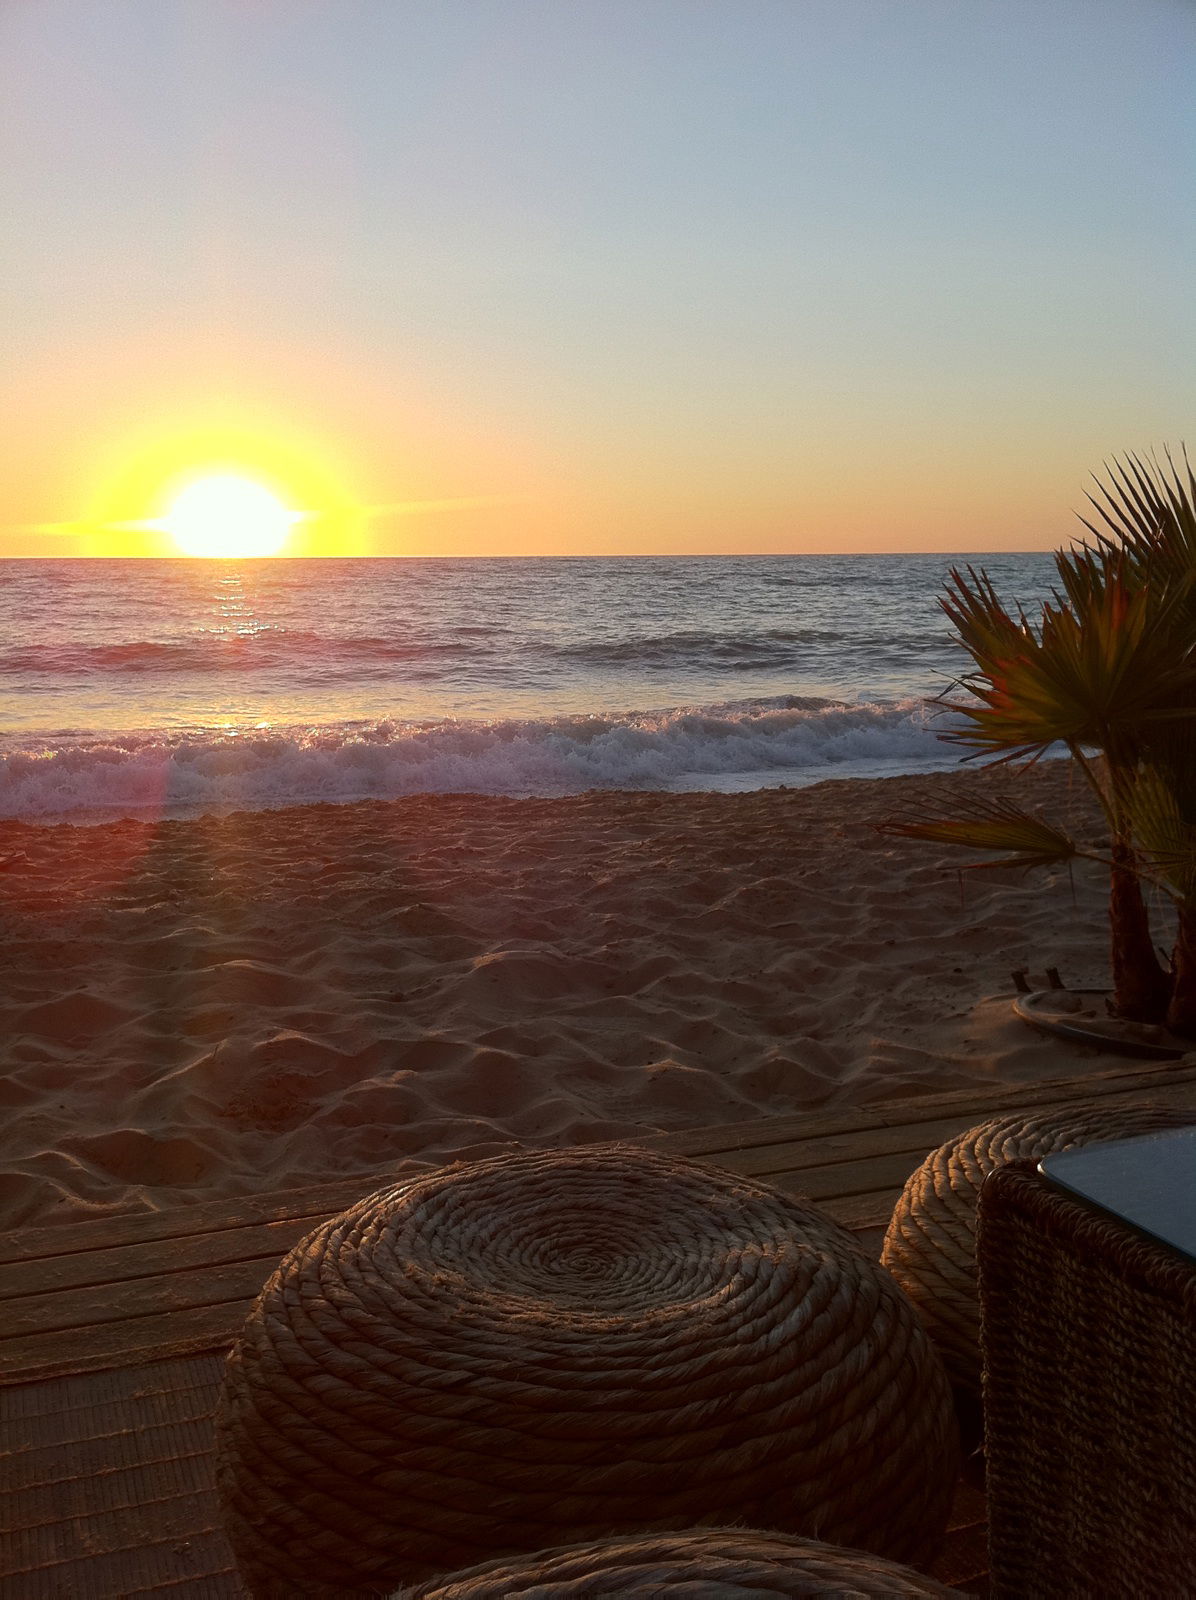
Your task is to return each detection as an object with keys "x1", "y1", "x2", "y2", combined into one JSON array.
[{"x1": 0, "y1": 696, "x2": 965, "y2": 822}]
